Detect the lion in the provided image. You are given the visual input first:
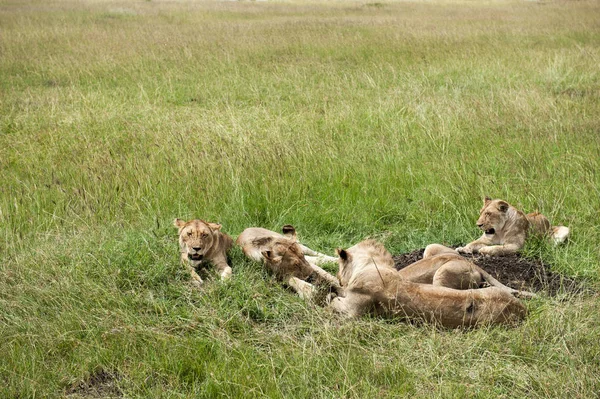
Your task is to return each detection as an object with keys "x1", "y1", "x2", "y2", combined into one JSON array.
[
  {"x1": 174, "y1": 218, "x2": 233, "y2": 287},
  {"x1": 456, "y1": 197, "x2": 570, "y2": 256},
  {"x1": 328, "y1": 240, "x2": 527, "y2": 327},
  {"x1": 401, "y1": 243, "x2": 536, "y2": 298},
  {"x1": 237, "y1": 225, "x2": 341, "y2": 300}
]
